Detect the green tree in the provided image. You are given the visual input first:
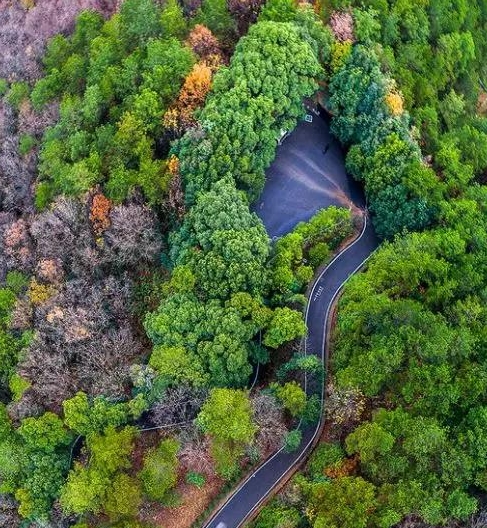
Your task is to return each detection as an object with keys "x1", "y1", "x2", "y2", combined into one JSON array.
[
  {"x1": 196, "y1": 388, "x2": 256, "y2": 443},
  {"x1": 33, "y1": 2, "x2": 194, "y2": 206},
  {"x1": 63, "y1": 392, "x2": 145, "y2": 436},
  {"x1": 150, "y1": 345, "x2": 207, "y2": 386},
  {"x1": 196, "y1": 389, "x2": 256, "y2": 477},
  {"x1": 439, "y1": 89, "x2": 466, "y2": 130},
  {"x1": 176, "y1": 21, "x2": 322, "y2": 201},
  {"x1": 329, "y1": 45, "x2": 439, "y2": 238},
  {"x1": 453, "y1": 125, "x2": 487, "y2": 175},
  {"x1": 306, "y1": 476, "x2": 378, "y2": 528},
  {"x1": 283, "y1": 429, "x2": 302, "y2": 452},
  {"x1": 18, "y1": 134, "x2": 37, "y2": 156},
  {"x1": 104, "y1": 473, "x2": 142, "y2": 519},
  {"x1": 353, "y1": 7, "x2": 381, "y2": 43},
  {"x1": 71, "y1": 10, "x2": 104, "y2": 53},
  {"x1": 0, "y1": 285, "x2": 28, "y2": 397},
  {"x1": 259, "y1": 0, "x2": 298, "y2": 23},
  {"x1": 7, "y1": 82, "x2": 30, "y2": 110},
  {"x1": 145, "y1": 293, "x2": 259, "y2": 387},
  {"x1": 263, "y1": 307, "x2": 306, "y2": 348},
  {"x1": 139, "y1": 438, "x2": 179, "y2": 501},
  {"x1": 119, "y1": 0, "x2": 161, "y2": 49},
  {"x1": 195, "y1": 0, "x2": 236, "y2": 41},
  {"x1": 43, "y1": 34, "x2": 73, "y2": 72},
  {"x1": 160, "y1": 0, "x2": 188, "y2": 39},
  {"x1": 255, "y1": 499, "x2": 301, "y2": 528},
  {"x1": 272, "y1": 381, "x2": 307, "y2": 417},
  {"x1": 170, "y1": 179, "x2": 270, "y2": 298},
  {"x1": 30, "y1": 71, "x2": 64, "y2": 110},
  {"x1": 18, "y1": 412, "x2": 72, "y2": 453},
  {"x1": 60, "y1": 426, "x2": 137, "y2": 517},
  {"x1": 307, "y1": 442, "x2": 345, "y2": 480},
  {"x1": 0, "y1": 408, "x2": 72, "y2": 520}
]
